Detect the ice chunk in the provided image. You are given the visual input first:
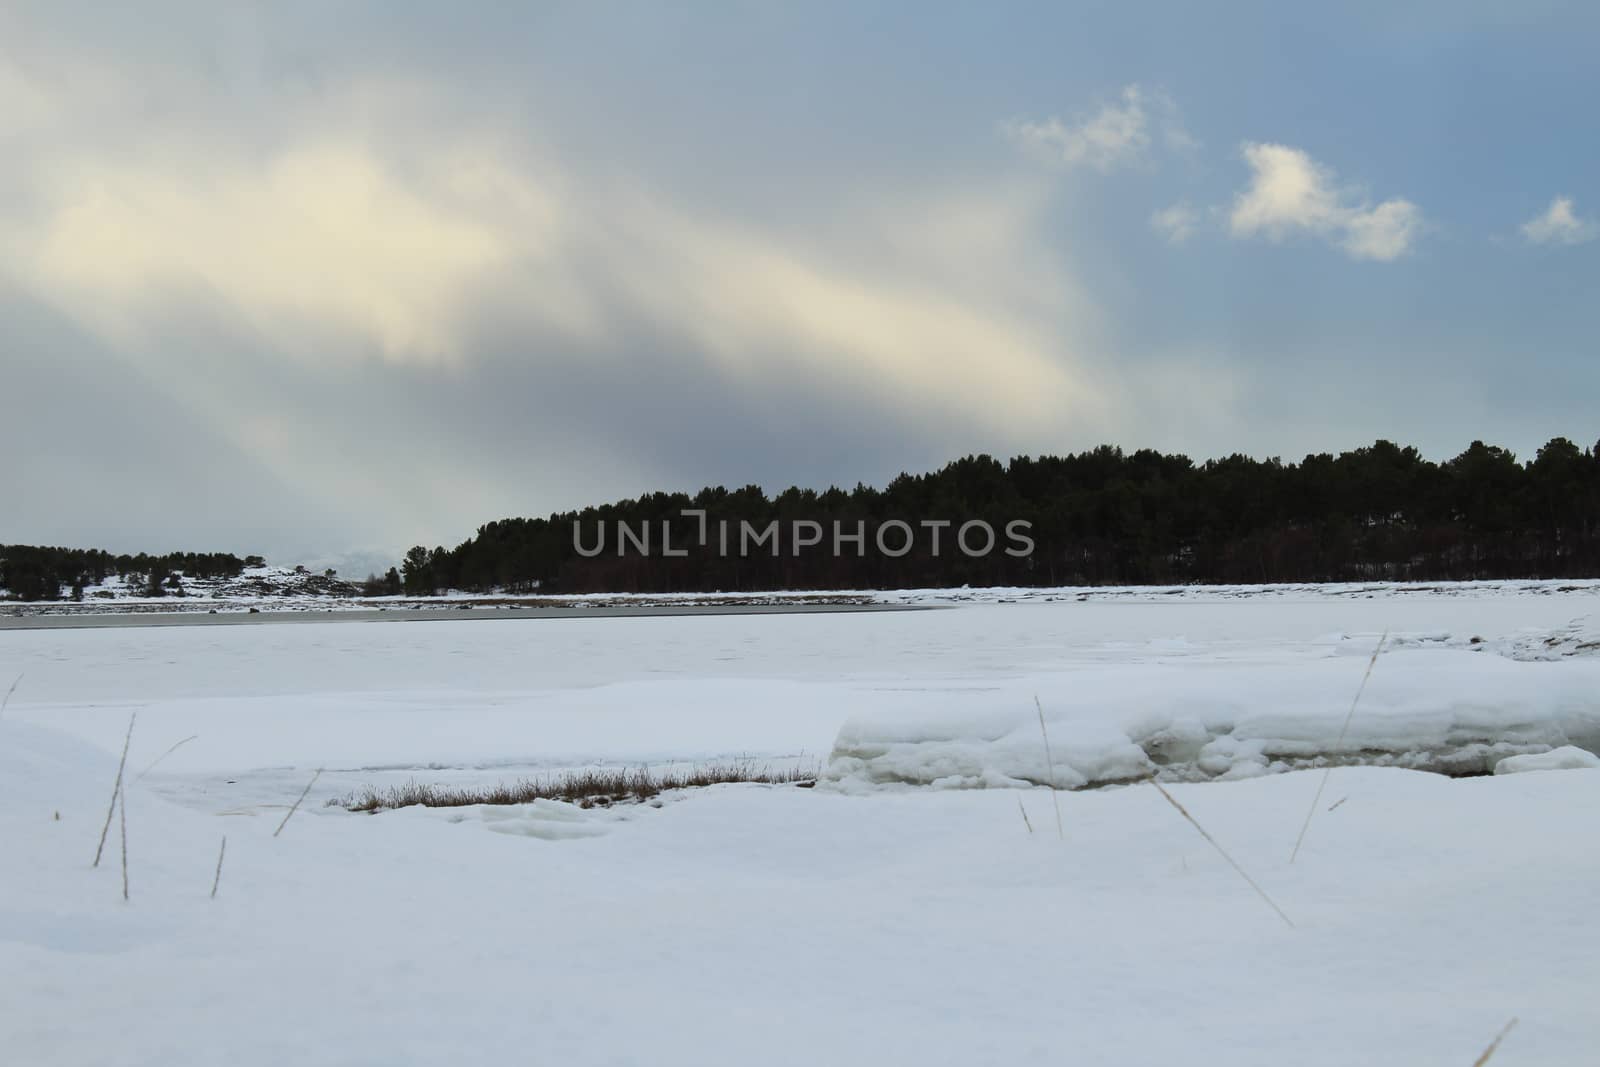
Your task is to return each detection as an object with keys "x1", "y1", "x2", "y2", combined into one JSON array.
[
  {"x1": 1493, "y1": 746, "x2": 1600, "y2": 774},
  {"x1": 825, "y1": 650, "x2": 1600, "y2": 791}
]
